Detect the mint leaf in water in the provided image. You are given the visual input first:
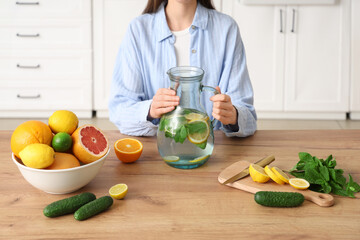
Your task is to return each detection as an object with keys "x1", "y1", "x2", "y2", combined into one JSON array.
[{"x1": 195, "y1": 141, "x2": 207, "y2": 150}]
